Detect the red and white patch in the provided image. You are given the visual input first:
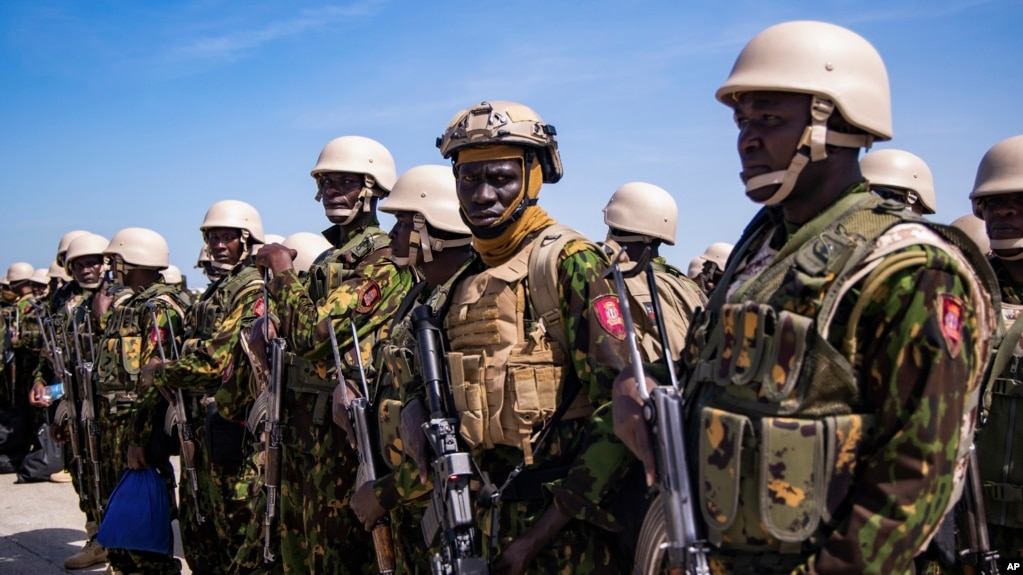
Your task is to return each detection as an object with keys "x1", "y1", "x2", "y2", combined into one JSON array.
[
  {"x1": 254, "y1": 297, "x2": 266, "y2": 318},
  {"x1": 149, "y1": 326, "x2": 170, "y2": 347},
  {"x1": 222, "y1": 358, "x2": 235, "y2": 383},
  {"x1": 356, "y1": 280, "x2": 382, "y2": 314},
  {"x1": 937, "y1": 293, "x2": 964, "y2": 358},
  {"x1": 593, "y1": 295, "x2": 626, "y2": 340}
]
